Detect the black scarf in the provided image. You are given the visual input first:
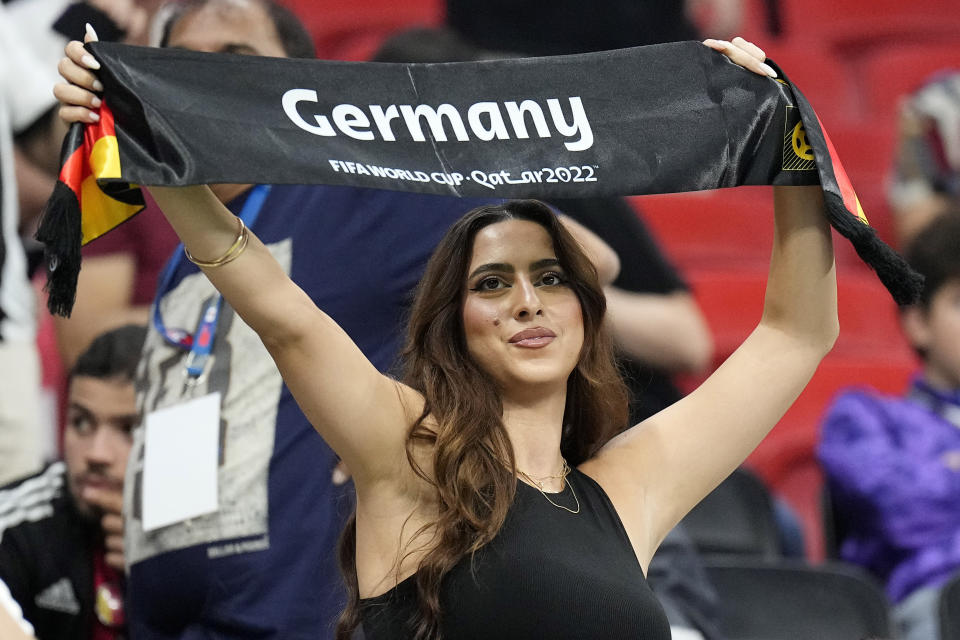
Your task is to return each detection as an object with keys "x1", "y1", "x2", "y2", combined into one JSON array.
[{"x1": 37, "y1": 40, "x2": 922, "y2": 315}]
